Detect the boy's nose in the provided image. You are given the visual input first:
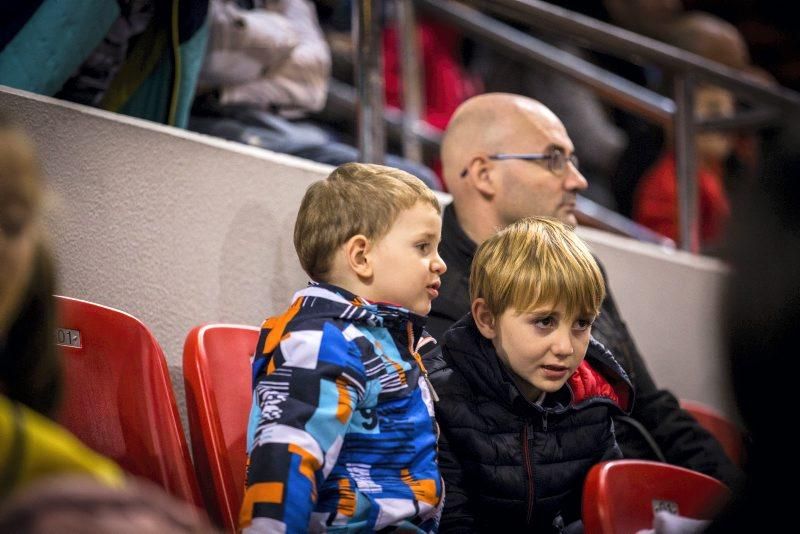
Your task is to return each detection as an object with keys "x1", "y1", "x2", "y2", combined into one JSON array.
[
  {"x1": 432, "y1": 254, "x2": 447, "y2": 274},
  {"x1": 551, "y1": 328, "x2": 575, "y2": 356}
]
